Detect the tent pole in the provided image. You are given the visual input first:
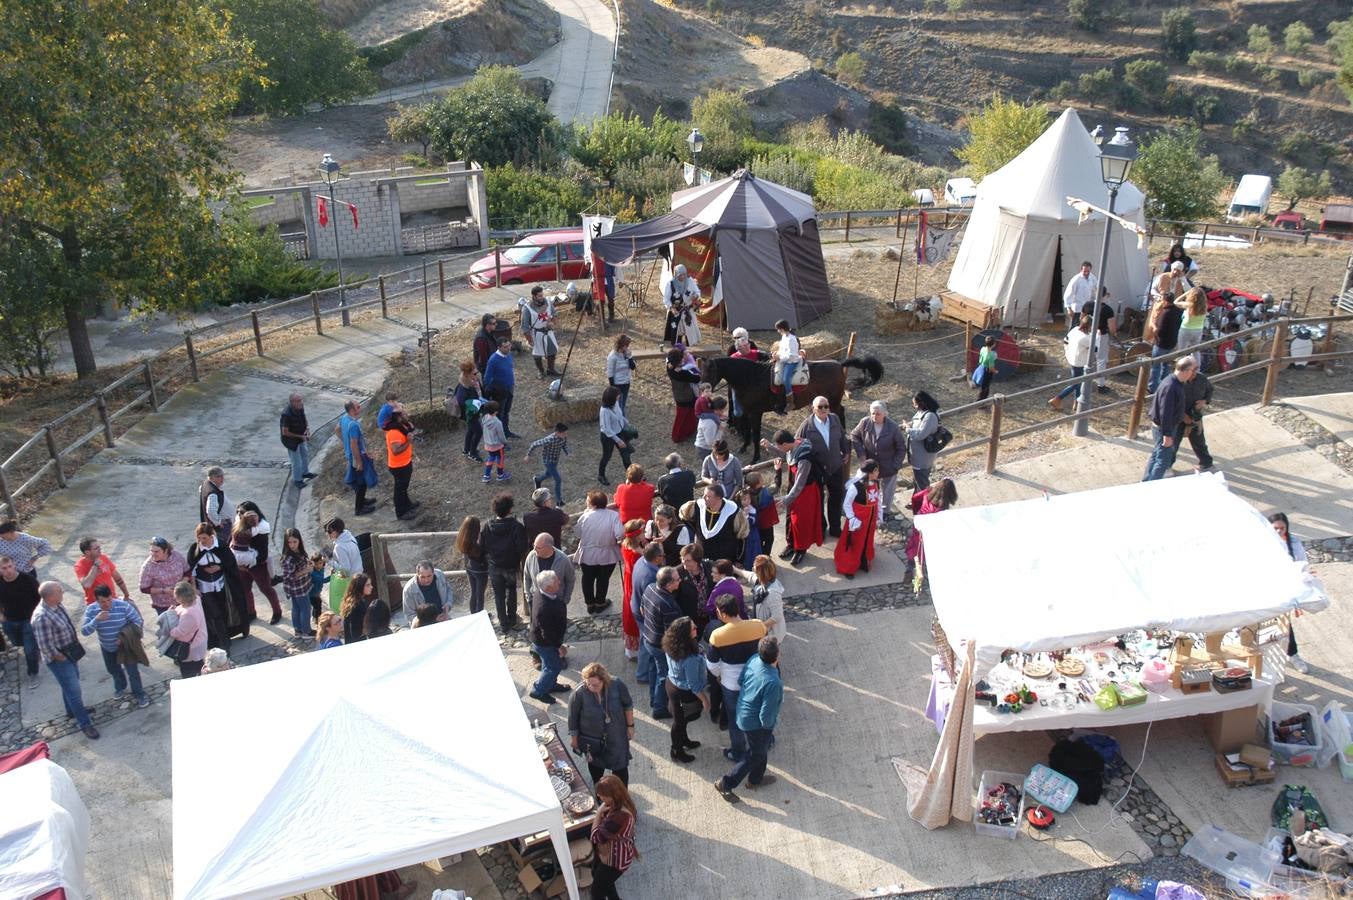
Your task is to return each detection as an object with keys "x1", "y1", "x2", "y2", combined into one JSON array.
[
  {"x1": 891, "y1": 238, "x2": 905, "y2": 306},
  {"x1": 547, "y1": 822, "x2": 582, "y2": 900},
  {"x1": 556, "y1": 301, "x2": 588, "y2": 388}
]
